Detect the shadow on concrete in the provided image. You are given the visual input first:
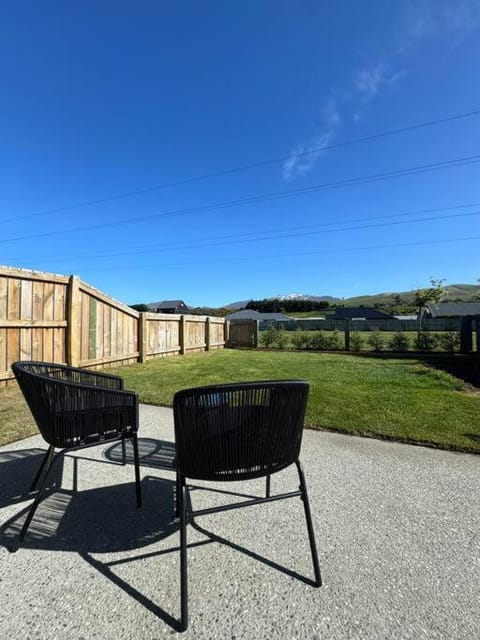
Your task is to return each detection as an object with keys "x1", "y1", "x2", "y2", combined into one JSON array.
[
  {"x1": 103, "y1": 437, "x2": 176, "y2": 471},
  {"x1": 0, "y1": 475, "x2": 176, "y2": 553},
  {"x1": 0, "y1": 448, "x2": 64, "y2": 508}
]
